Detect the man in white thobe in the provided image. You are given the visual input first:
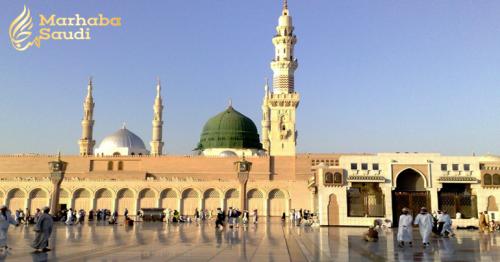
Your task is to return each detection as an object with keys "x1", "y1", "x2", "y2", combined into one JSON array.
[
  {"x1": 65, "y1": 209, "x2": 73, "y2": 225},
  {"x1": 414, "y1": 207, "x2": 434, "y2": 247},
  {"x1": 397, "y1": 208, "x2": 413, "y2": 247},
  {"x1": 0, "y1": 205, "x2": 18, "y2": 252}
]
